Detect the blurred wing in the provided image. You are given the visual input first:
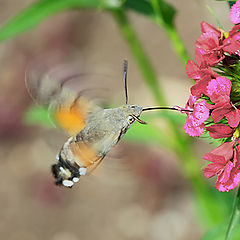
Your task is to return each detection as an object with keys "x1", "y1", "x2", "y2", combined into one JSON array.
[
  {"x1": 51, "y1": 96, "x2": 98, "y2": 136},
  {"x1": 25, "y1": 62, "x2": 103, "y2": 135}
]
